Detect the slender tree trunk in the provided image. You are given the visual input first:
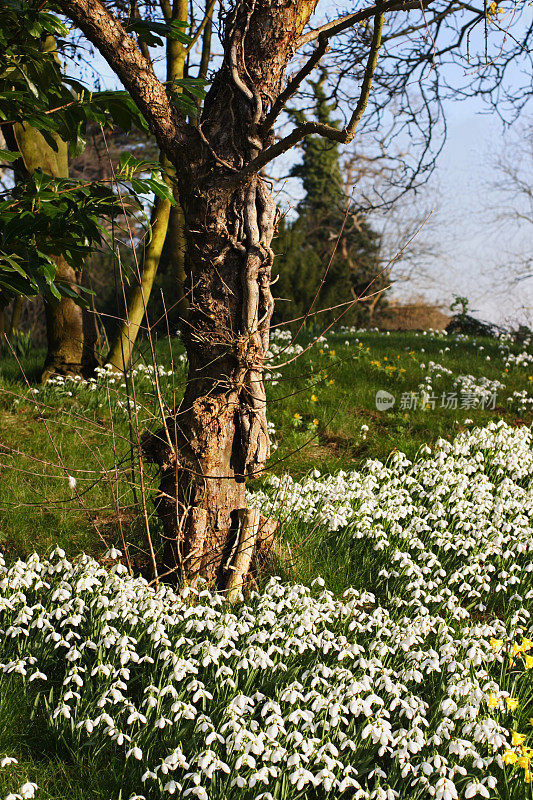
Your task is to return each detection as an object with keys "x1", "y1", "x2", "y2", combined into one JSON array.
[
  {"x1": 105, "y1": 1, "x2": 189, "y2": 370},
  {"x1": 106, "y1": 193, "x2": 172, "y2": 371},
  {"x1": 159, "y1": 200, "x2": 188, "y2": 324}
]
